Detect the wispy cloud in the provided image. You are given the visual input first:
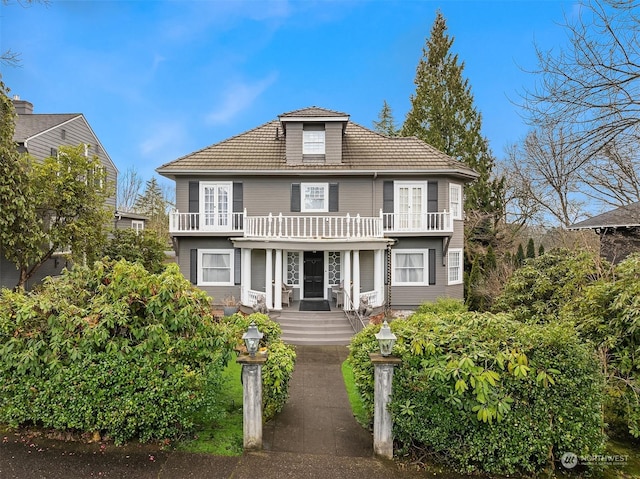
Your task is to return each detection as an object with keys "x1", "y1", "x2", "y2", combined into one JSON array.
[
  {"x1": 206, "y1": 72, "x2": 278, "y2": 125},
  {"x1": 139, "y1": 121, "x2": 187, "y2": 157}
]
